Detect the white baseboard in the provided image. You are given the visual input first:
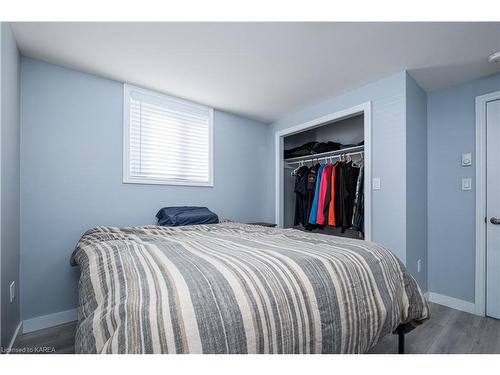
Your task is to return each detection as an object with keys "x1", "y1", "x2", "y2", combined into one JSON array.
[
  {"x1": 427, "y1": 292, "x2": 479, "y2": 315},
  {"x1": 23, "y1": 308, "x2": 78, "y2": 334},
  {"x1": 5, "y1": 321, "x2": 23, "y2": 354}
]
